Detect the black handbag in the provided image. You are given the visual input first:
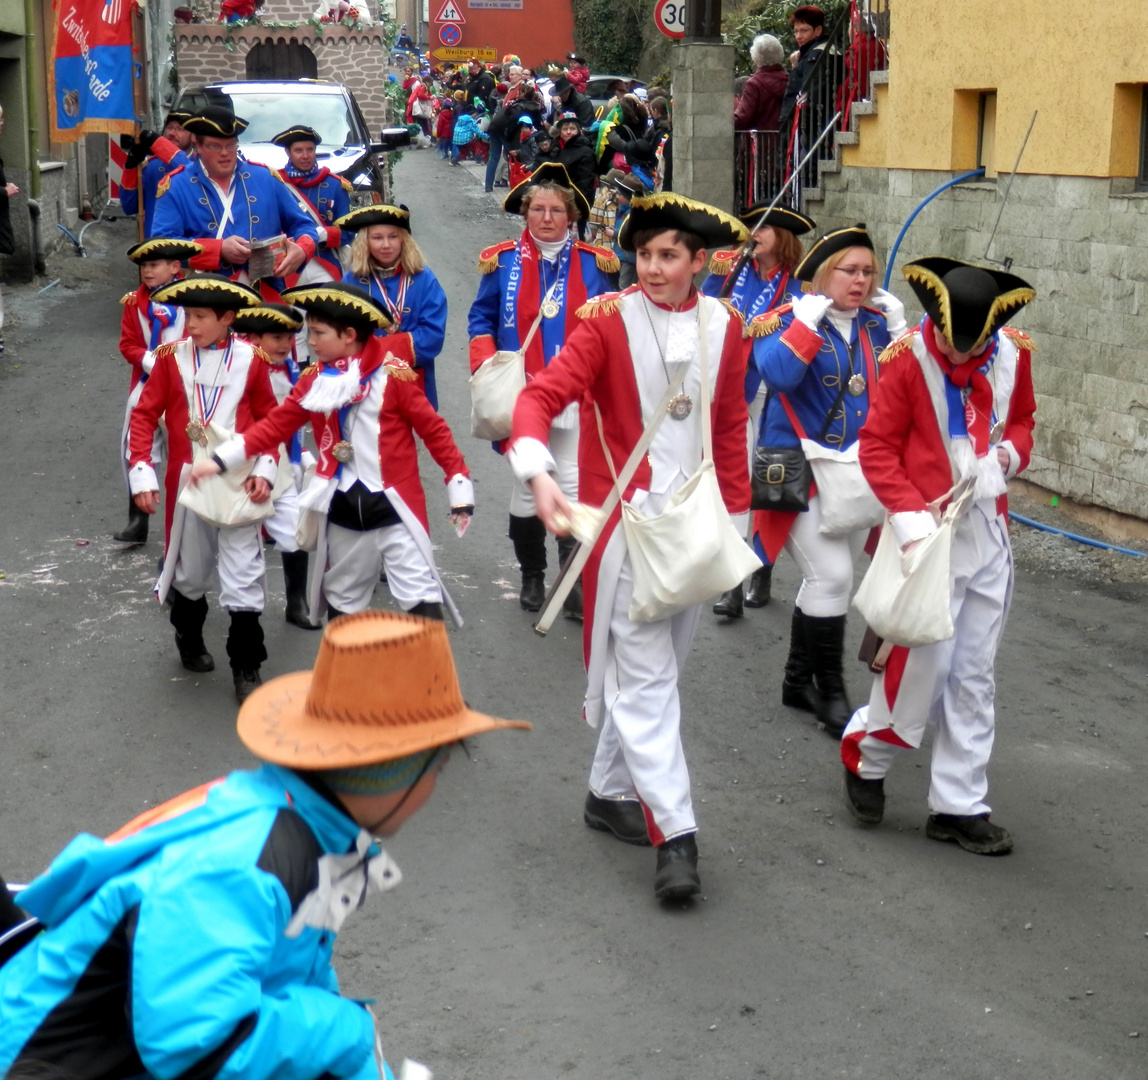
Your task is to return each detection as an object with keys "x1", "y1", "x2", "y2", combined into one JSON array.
[{"x1": 751, "y1": 445, "x2": 812, "y2": 512}]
